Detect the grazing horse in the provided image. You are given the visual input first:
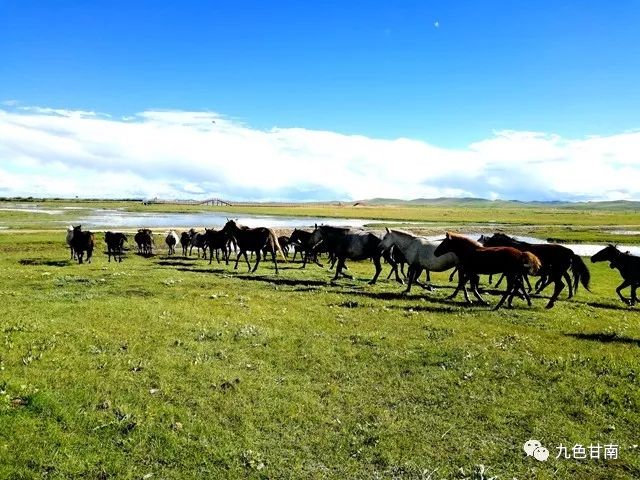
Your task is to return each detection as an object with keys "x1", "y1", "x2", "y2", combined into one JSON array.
[
  {"x1": 70, "y1": 225, "x2": 95, "y2": 264},
  {"x1": 165, "y1": 230, "x2": 179, "y2": 255},
  {"x1": 480, "y1": 232, "x2": 590, "y2": 309},
  {"x1": 104, "y1": 231, "x2": 127, "y2": 263},
  {"x1": 180, "y1": 231, "x2": 190, "y2": 256},
  {"x1": 434, "y1": 232, "x2": 542, "y2": 310},
  {"x1": 222, "y1": 220, "x2": 286, "y2": 273},
  {"x1": 379, "y1": 229, "x2": 459, "y2": 293},
  {"x1": 591, "y1": 245, "x2": 640, "y2": 305},
  {"x1": 65, "y1": 226, "x2": 76, "y2": 260},
  {"x1": 134, "y1": 229, "x2": 154, "y2": 255},
  {"x1": 309, "y1": 225, "x2": 384, "y2": 284},
  {"x1": 204, "y1": 228, "x2": 230, "y2": 265},
  {"x1": 188, "y1": 228, "x2": 208, "y2": 258}
]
